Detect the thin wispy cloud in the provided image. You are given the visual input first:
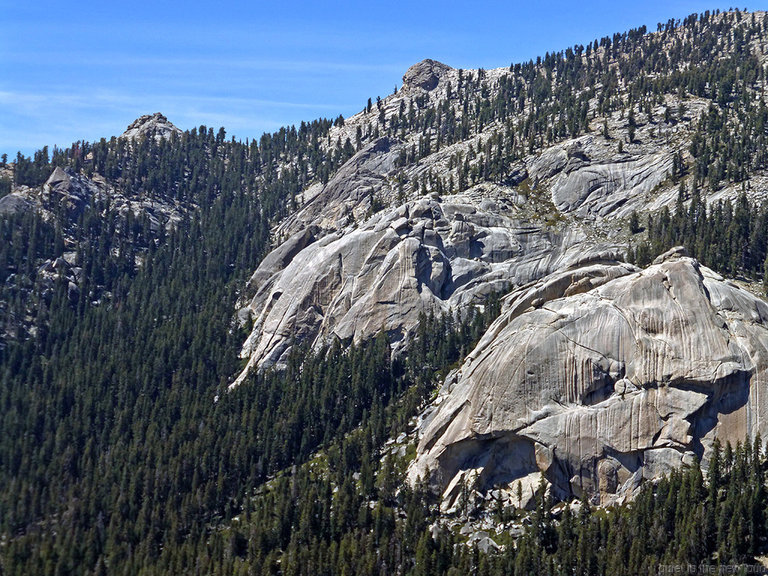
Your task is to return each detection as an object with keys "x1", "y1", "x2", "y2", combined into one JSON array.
[
  {"x1": 1, "y1": 0, "x2": 729, "y2": 156},
  {"x1": 0, "y1": 89, "x2": 352, "y2": 113},
  {"x1": 2, "y1": 51, "x2": 407, "y2": 74}
]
